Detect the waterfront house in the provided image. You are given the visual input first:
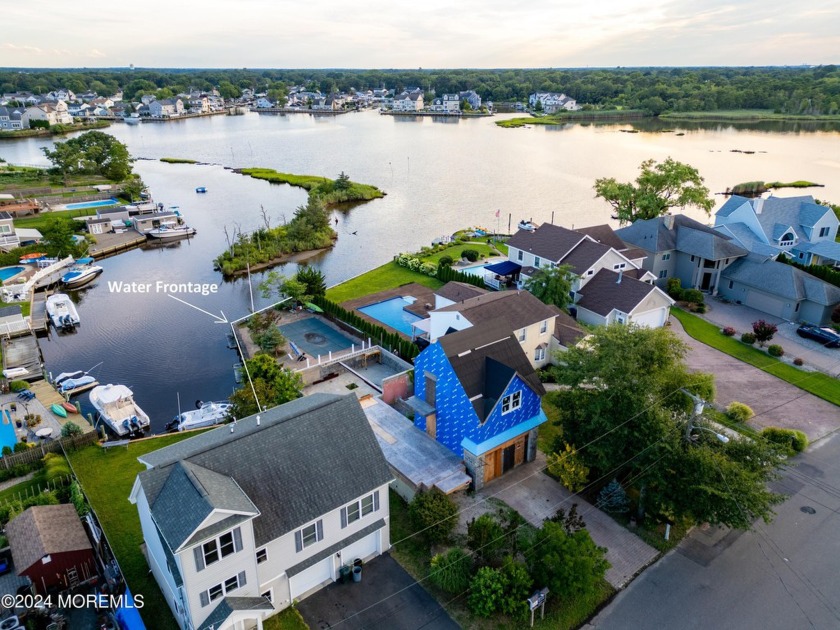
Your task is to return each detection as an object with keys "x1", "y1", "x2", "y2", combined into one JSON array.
[
  {"x1": 22, "y1": 101, "x2": 73, "y2": 126},
  {"x1": 0, "y1": 106, "x2": 26, "y2": 129},
  {"x1": 6, "y1": 504, "x2": 96, "y2": 594},
  {"x1": 528, "y1": 92, "x2": 579, "y2": 113},
  {"x1": 44, "y1": 89, "x2": 75, "y2": 102},
  {"x1": 616, "y1": 214, "x2": 749, "y2": 291},
  {"x1": 718, "y1": 258, "x2": 840, "y2": 324},
  {"x1": 86, "y1": 217, "x2": 112, "y2": 235},
  {"x1": 459, "y1": 90, "x2": 482, "y2": 110},
  {"x1": 129, "y1": 393, "x2": 393, "y2": 630},
  {"x1": 392, "y1": 91, "x2": 423, "y2": 112},
  {"x1": 0, "y1": 210, "x2": 20, "y2": 250},
  {"x1": 149, "y1": 98, "x2": 184, "y2": 118},
  {"x1": 574, "y1": 269, "x2": 675, "y2": 327},
  {"x1": 431, "y1": 94, "x2": 460, "y2": 113},
  {"x1": 254, "y1": 97, "x2": 275, "y2": 109},
  {"x1": 132, "y1": 209, "x2": 182, "y2": 234},
  {"x1": 410, "y1": 321, "x2": 546, "y2": 490},
  {"x1": 714, "y1": 195, "x2": 840, "y2": 267}
]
